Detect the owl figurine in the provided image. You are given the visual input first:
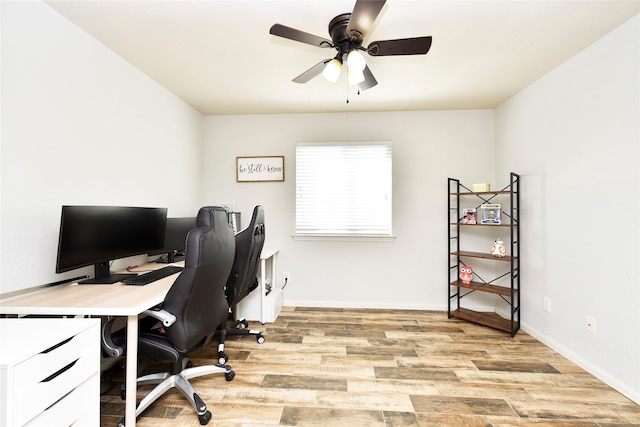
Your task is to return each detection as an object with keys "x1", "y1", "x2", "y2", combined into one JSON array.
[
  {"x1": 491, "y1": 239, "x2": 506, "y2": 257},
  {"x1": 459, "y1": 265, "x2": 473, "y2": 284}
]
